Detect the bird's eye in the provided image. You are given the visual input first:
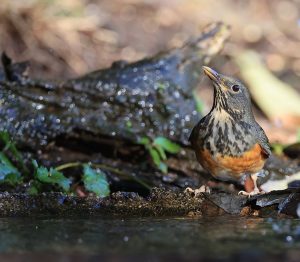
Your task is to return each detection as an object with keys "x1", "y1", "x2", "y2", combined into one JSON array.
[{"x1": 232, "y1": 85, "x2": 240, "y2": 92}]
